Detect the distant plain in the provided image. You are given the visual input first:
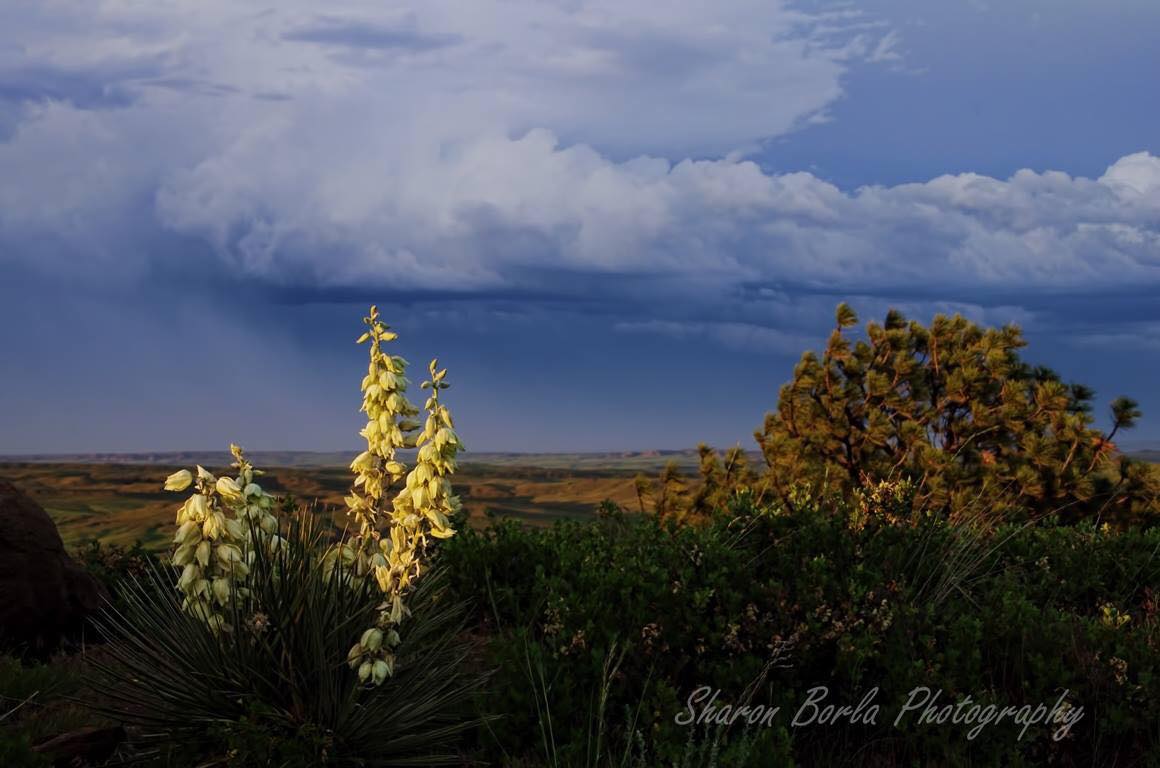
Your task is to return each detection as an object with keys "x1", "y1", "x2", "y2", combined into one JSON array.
[
  {"x1": 0, "y1": 451, "x2": 711, "y2": 549},
  {"x1": 3, "y1": 447, "x2": 1155, "y2": 550}
]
